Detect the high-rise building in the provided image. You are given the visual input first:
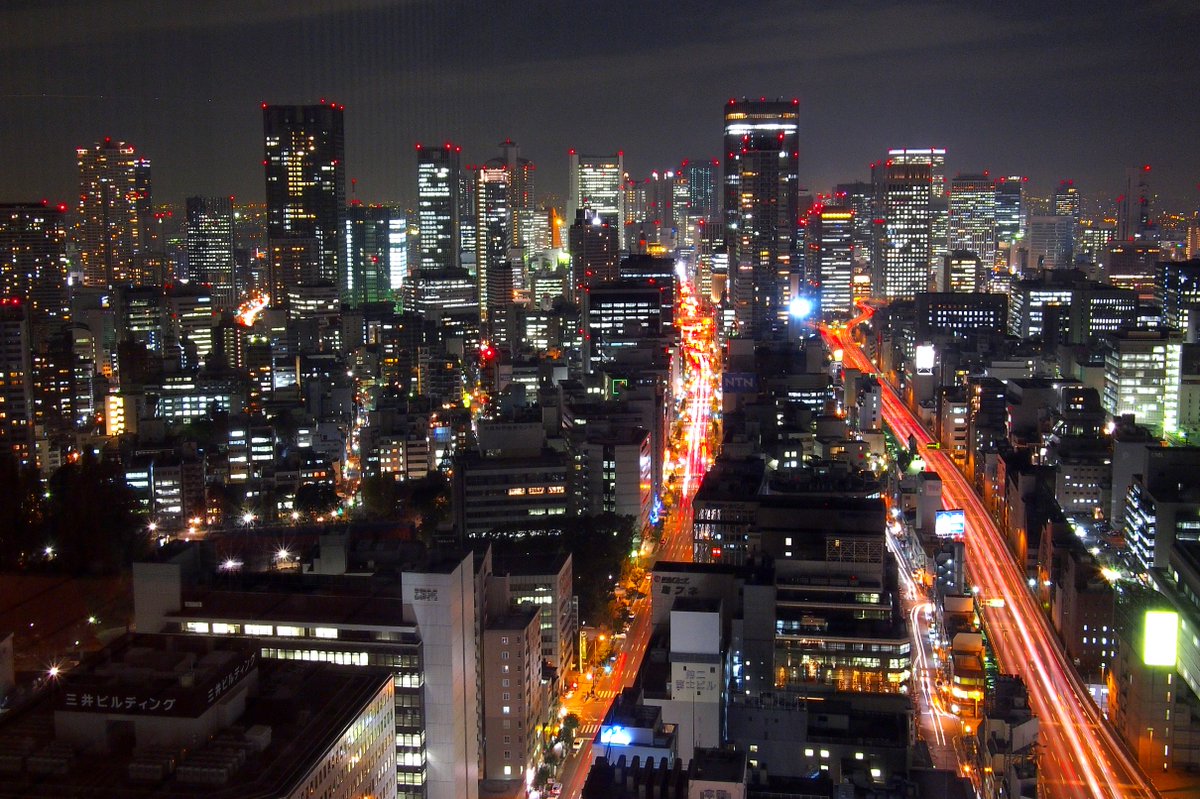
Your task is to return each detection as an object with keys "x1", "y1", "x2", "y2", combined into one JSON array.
[
  {"x1": 994, "y1": 176, "x2": 1027, "y2": 265},
  {"x1": 682, "y1": 159, "x2": 719, "y2": 223},
  {"x1": 474, "y1": 159, "x2": 511, "y2": 323},
  {"x1": 1105, "y1": 241, "x2": 1162, "y2": 299},
  {"x1": 498, "y1": 139, "x2": 535, "y2": 248},
  {"x1": 1157, "y1": 259, "x2": 1200, "y2": 335},
  {"x1": 344, "y1": 204, "x2": 403, "y2": 307},
  {"x1": 723, "y1": 98, "x2": 800, "y2": 337},
  {"x1": 889, "y1": 148, "x2": 947, "y2": 270},
  {"x1": 806, "y1": 204, "x2": 854, "y2": 316},
  {"x1": 262, "y1": 102, "x2": 346, "y2": 304},
  {"x1": 0, "y1": 300, "x2": 33, "y2": 465},
  {"x1": 1027, "y1": 215, "x2": 1075, "y2": 271},
  {"x1": 1054, "y1": 179, "x2": 1082, "y2": 257},
  {"x1": 1054, "y1": 180, "x2": 1081, "y2": 223},
  {"x1": 942, "y1": 251, "x2": 983, "y2": 293},
  {"x1": 0, "y1": 202, "x2": 69, "y2": 323},
  {"x1": 76, "y1": 139, "x2": 144, "y2": 288},
  {"x1": 1103, "y1": 328, "x2": 1183, "y2": 437},
  {"x1": 417, "y1": 143, "x2": 463, "y2": 273},
  {"x1": 185, "y1": 196, "x2": 237, "y2": 309},
  {"x1": 568, "y1": 209, "x2": 619, "y2": 300},
  {"x1": 873, "y1": 158, "x2": 932, "y2": 299},
  {"x1": 568, "y1": 150, "x2": 625, "y2": 250},
  {"x1": 948, "y1": 173, "x2": 997, "y2": 268}
]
